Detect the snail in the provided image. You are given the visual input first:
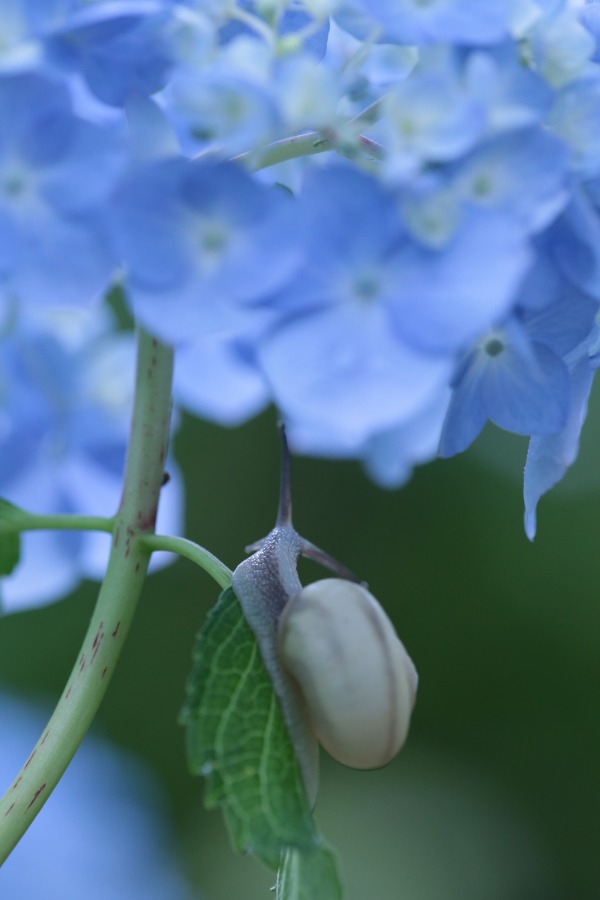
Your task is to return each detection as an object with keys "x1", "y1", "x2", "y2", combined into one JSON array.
[{"x1": 231, "y1": 427, "x2": 417, "y2": 801}]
